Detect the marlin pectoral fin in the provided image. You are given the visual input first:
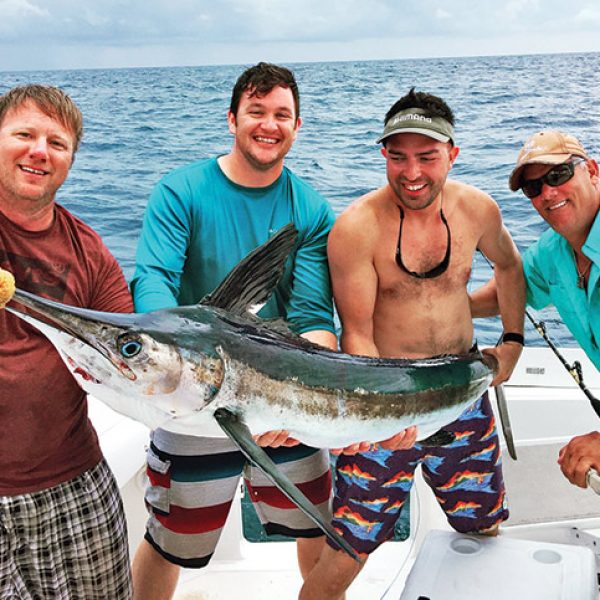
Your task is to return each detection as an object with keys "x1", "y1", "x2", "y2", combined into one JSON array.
[
  {"x1": 213, "y1": 408, "x2": 362, "y2": 564},
  {"x1": 200, "y1": 224, "x2": 298, "y2": 315}
]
